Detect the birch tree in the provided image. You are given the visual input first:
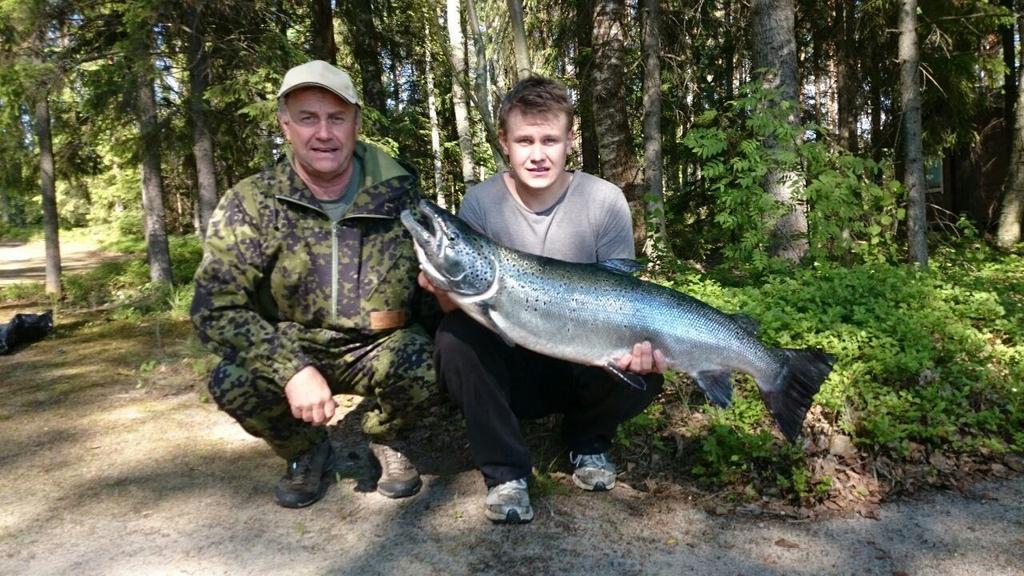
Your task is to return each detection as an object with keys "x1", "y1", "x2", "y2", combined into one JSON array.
[
  {"x1": 446, "y1": 0, "x2": 476, "y2": 186},
  {"x1": 507, "y1": 0, "x2": 531, "y2": 78}
]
